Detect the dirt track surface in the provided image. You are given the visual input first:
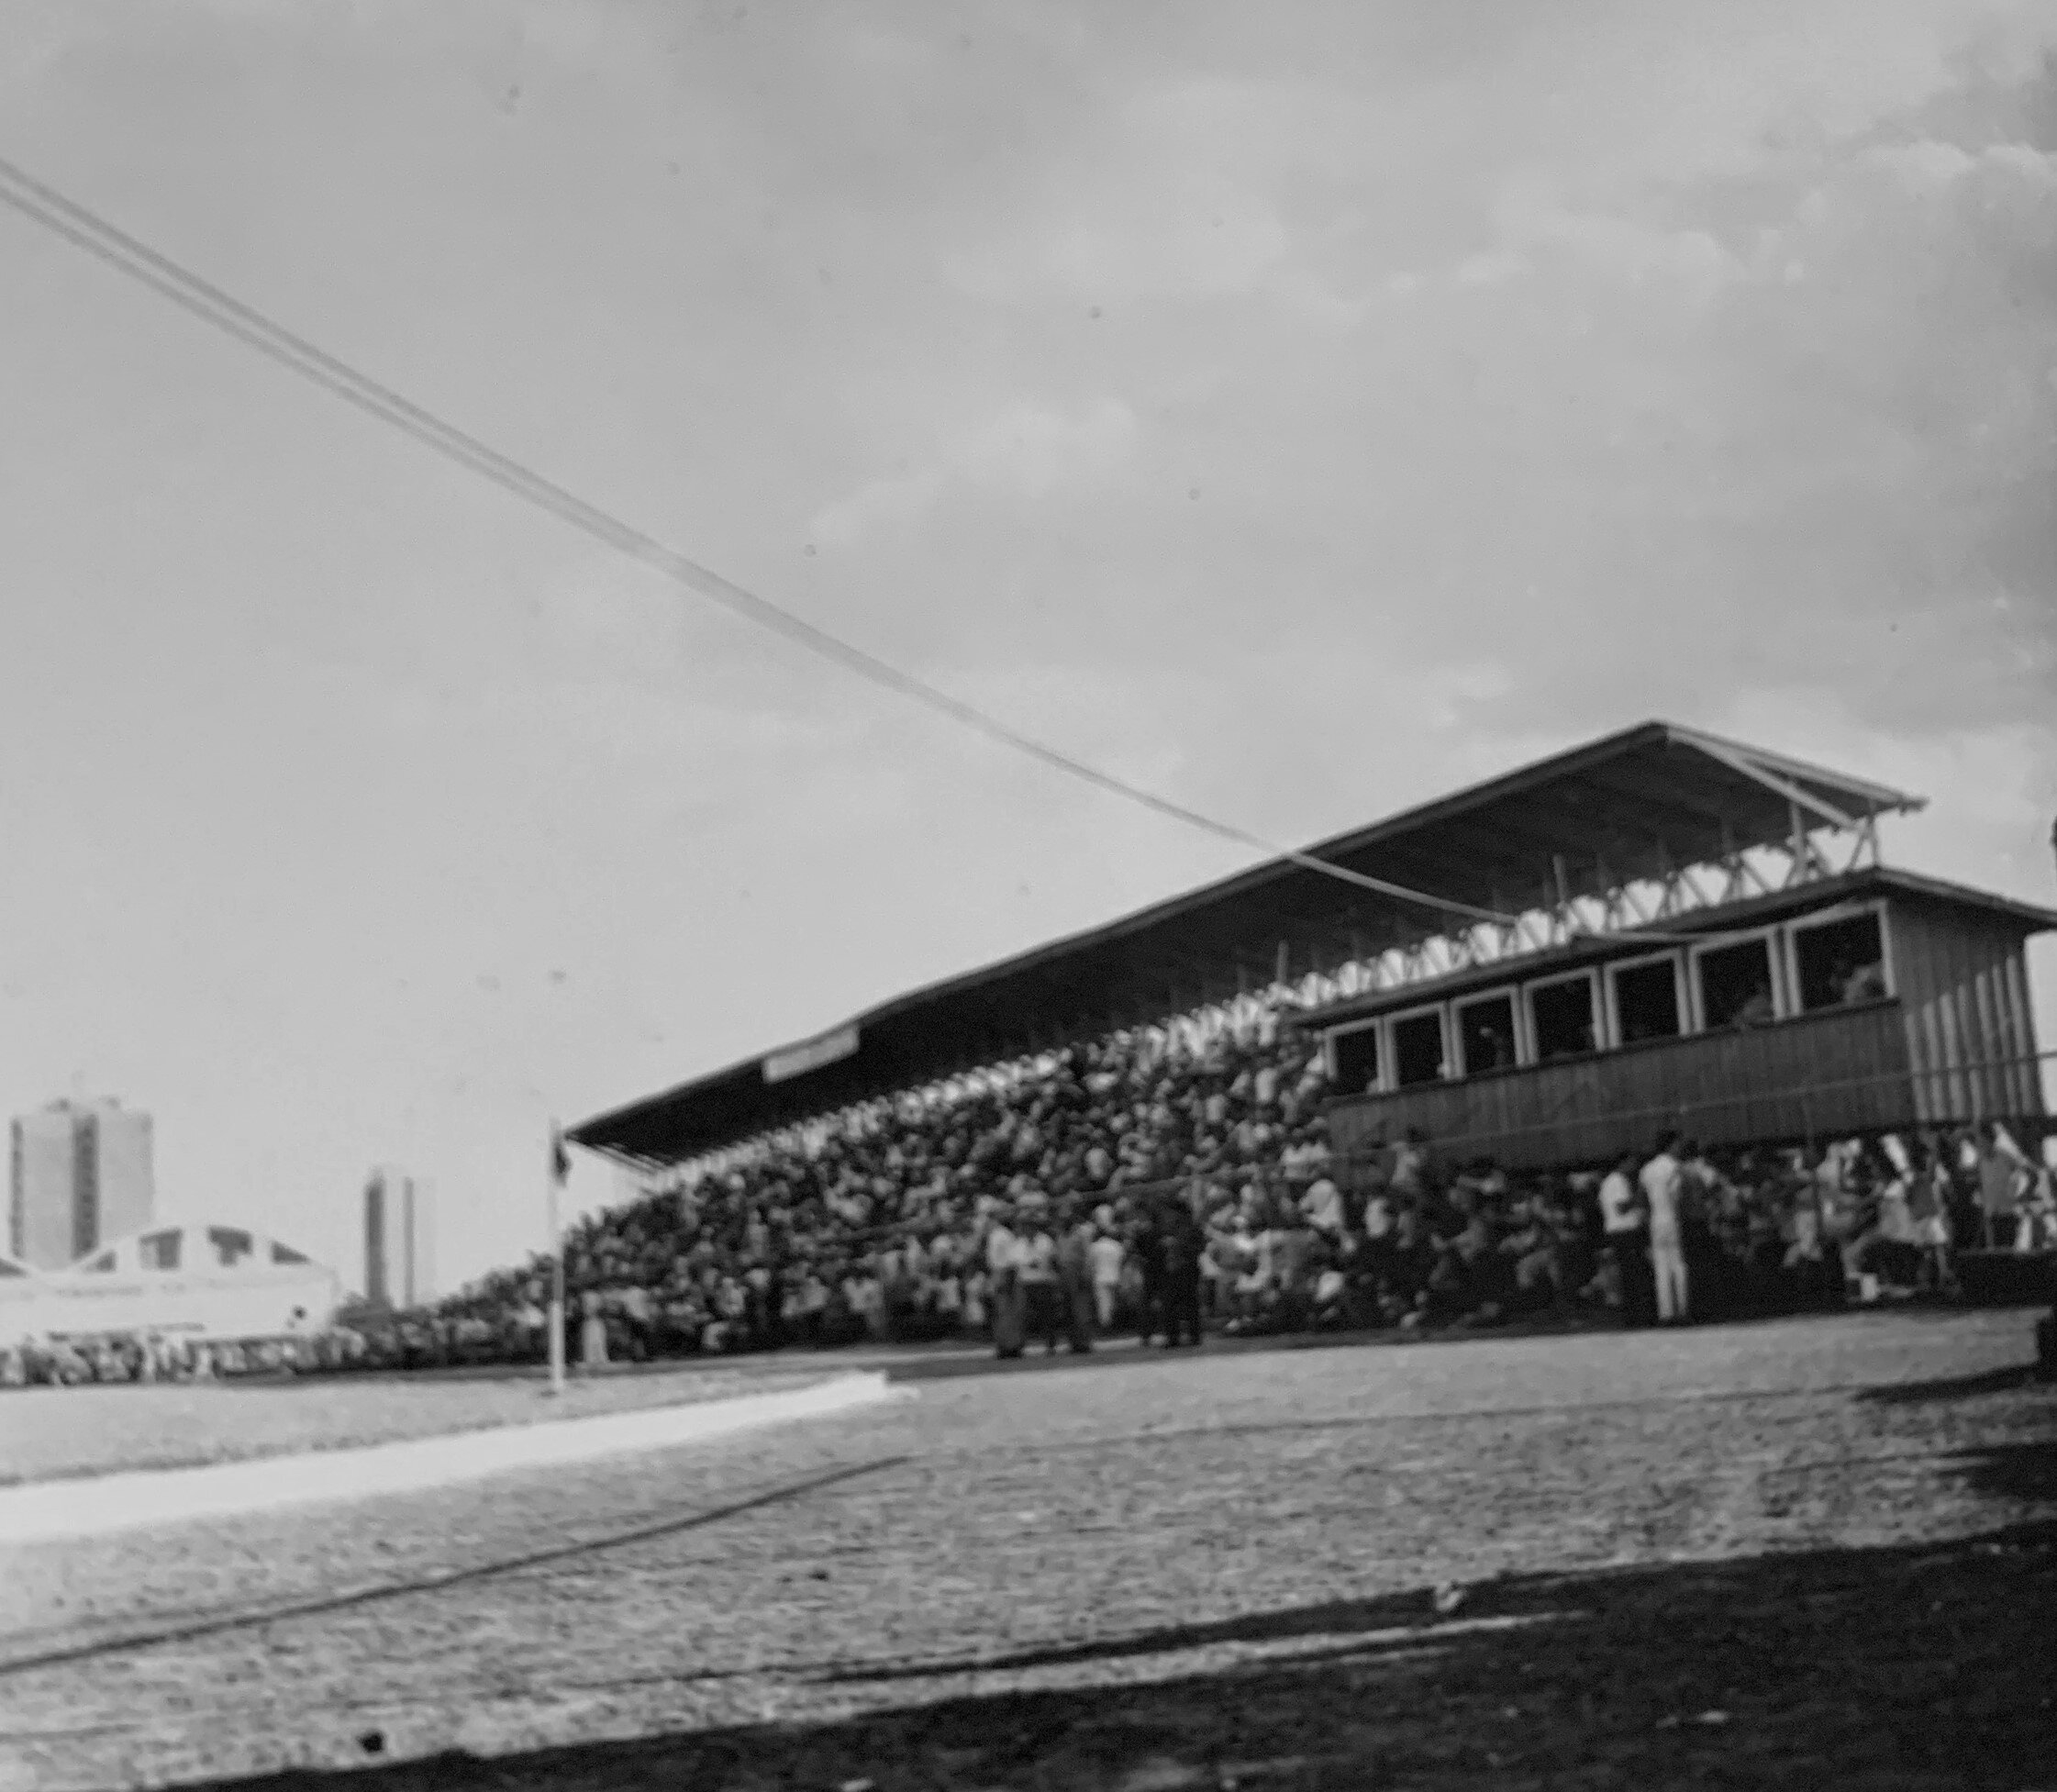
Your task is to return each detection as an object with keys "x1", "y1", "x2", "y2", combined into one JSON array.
[
  {"x1": 0, "y1": 1363, "x2": 822, "y2": 1486},
  {"x1": 3, "y1": 1308, "x2": 2054, "y2": 1791}
]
